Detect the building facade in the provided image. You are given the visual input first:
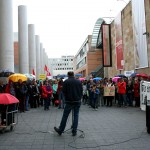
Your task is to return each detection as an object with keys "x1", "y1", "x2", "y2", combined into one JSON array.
[
  {"x1": 74, "y1": 18, "x2": 104, "y2": 78},
  {"x1": 104, "y1": 0, "x2": 150, "y2": 78},
  {"x1": 48, "y1": 55, "x2": 74, "y2": 76}
]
